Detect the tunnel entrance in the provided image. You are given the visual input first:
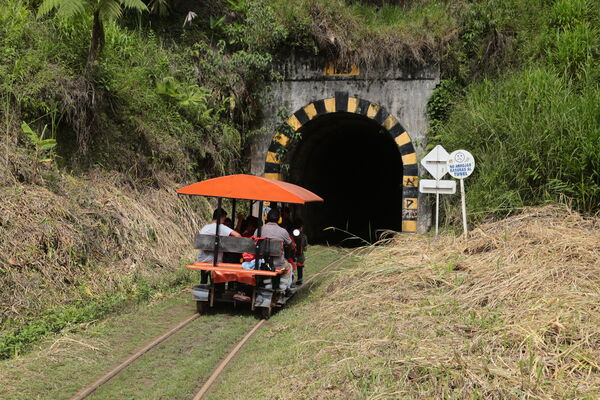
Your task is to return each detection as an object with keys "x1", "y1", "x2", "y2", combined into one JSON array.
[{"x1": 287, "y1": 112, "x2": 403, "y2": 245}]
